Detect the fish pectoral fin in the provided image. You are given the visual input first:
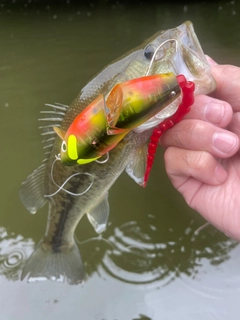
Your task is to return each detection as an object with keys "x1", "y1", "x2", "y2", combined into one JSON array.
[
  {"x1": 19, "y1": 164, "x2": 47, "y2": 214},
  {"x1": 106, "y1": 126, "x2": 129, "y2": 136},
  {"x1": 21, "y1": 239, "x2": 84, "y2": 285},
  {"x1": 125, "y1": 143, "x2": 148, "y2": 186},
  {"x1": 87, "y1": 193, "x2": 109, "y2": 234}
]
